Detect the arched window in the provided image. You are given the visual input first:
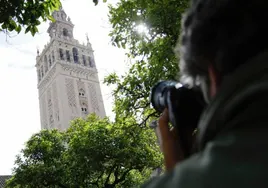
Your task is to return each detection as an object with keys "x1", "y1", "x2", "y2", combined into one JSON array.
[
  {"x1": 73, "y1": 48, "x2": 79, "y2": 63},
  {"x1": 48, "y1": 99, "x2": 52, "y2": 107},
  {"x1": 52, "y1": 51, "x2": 55, "y2": 62},
  {"x1": 66, "y1": 50, "x2": 70, "y2": 61},
  {"x1": 49, "y1": 55, "x2": 52, "y2": 67},
  {"x1": 88, "y1": 56, "x2": 95, "y2": 68},
  {"x1": 82, "y1": 55, "x2": 86, "y2": 66},
  {"x1": 44, "y1": 56, "x2": 48, "y2": 73},
  {"x1": 79, "y1": 89, "x2": 85, "y2": 96},
  {"x1": 69, "y1": 31, "x2": 73, "y2": 38},
  {"x1": 61, "y1": 12, "x2": 66, "y2": 20},
  {"x1": 41, "y1": 66, "x2": 44, "y2": 77},
  {"x1": 81, "y1": 102, "x2": 88, "y2": 114},
  {"x1": 56, "y1": 112, "x2": 60, "y2": 121},
  {"x1": 63, "y1": 28, "x2": 68, "y2": 37},
  {"x1": 38, "y1": 70, "x2": 41, "y2": 81},
  {"x1": 59, "y1": 48, "x2": 64, "y2": 60},
  {"x1": 49, "y1": 115, "x2": 54, "y2": 124},
  {"x1": 81, "y1": 107, "x2": 88, "y2": 113},
  {"x1": 88, "y1": 57, "x2": 91, "y2": 67}
]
